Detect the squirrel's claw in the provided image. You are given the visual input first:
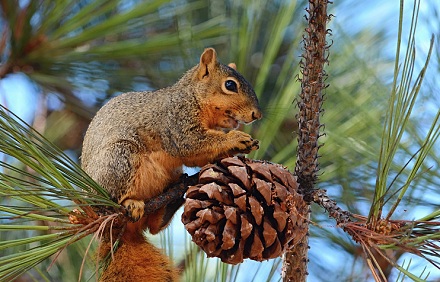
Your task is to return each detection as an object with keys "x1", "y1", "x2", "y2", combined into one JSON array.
[
  {"x1": 239, "y1": 138, "x2": 259, "y2": 154},
  {"x1": 250, "y1": 138, "x2": 259, "y2": 151},
  {"x1": 122, "y1": 199, "x2": 145, "y2": 222},
  {"x1": 228, "y1": 130, "x2": 259, "y2": 154}
]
